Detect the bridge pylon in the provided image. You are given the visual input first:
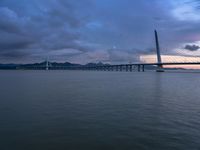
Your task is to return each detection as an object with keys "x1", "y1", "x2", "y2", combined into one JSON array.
[
  {"x1": 46, "y1": 57, "x2": 49, "y2": 70},
  {"x1": 155, "y1": 30, "x2": 164, "y2": 72}
]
